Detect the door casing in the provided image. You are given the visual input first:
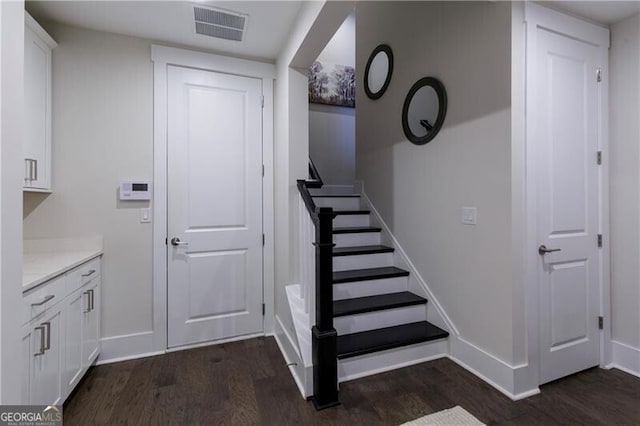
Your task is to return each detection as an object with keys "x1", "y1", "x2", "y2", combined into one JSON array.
[
  {"x1": 151, "y1": 45, "x2": 275, "y2": 352},
  {"x1": 524, "y1": 3, "x2": 611, "y2": 386}
]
